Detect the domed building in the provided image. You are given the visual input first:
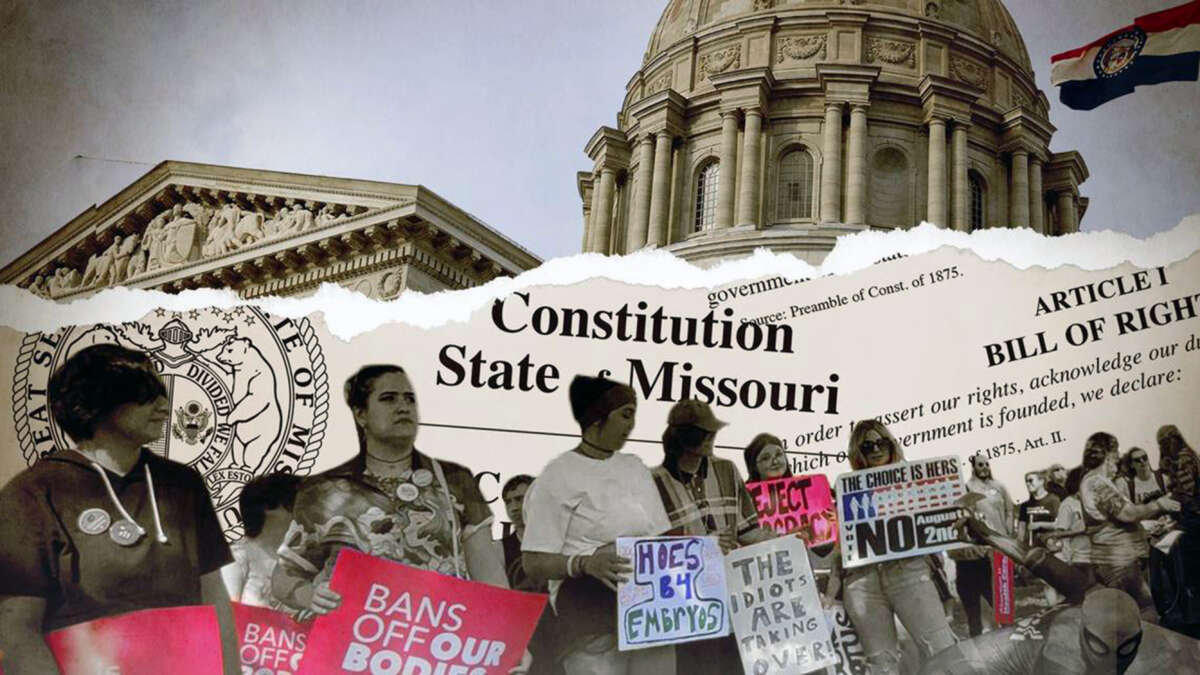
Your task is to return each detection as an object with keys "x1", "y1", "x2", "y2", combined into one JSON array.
[{"x1": 577, "y1": 0, "x2": 1089, "y2": 264}]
